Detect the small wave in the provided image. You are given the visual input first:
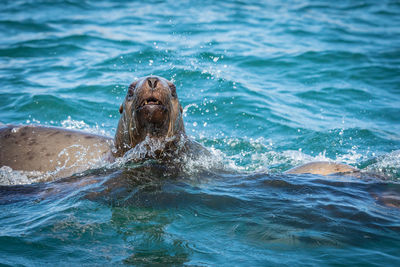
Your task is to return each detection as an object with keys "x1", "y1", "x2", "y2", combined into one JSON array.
[
  {"x1": 0, "y1": 19, "x2": 57, "y2": 33},
  {"x1": 95, "y1": 48, "x2": 170, "y2": 68},
  {"x1": 0, "y1": 44, "x2": 84, "y2": 58}
]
